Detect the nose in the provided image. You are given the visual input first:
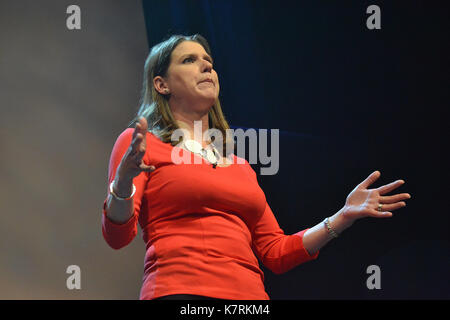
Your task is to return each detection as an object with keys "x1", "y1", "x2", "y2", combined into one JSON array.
[{"x1": 201, "y1": 60, "x2": 212, "y2": 73}]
